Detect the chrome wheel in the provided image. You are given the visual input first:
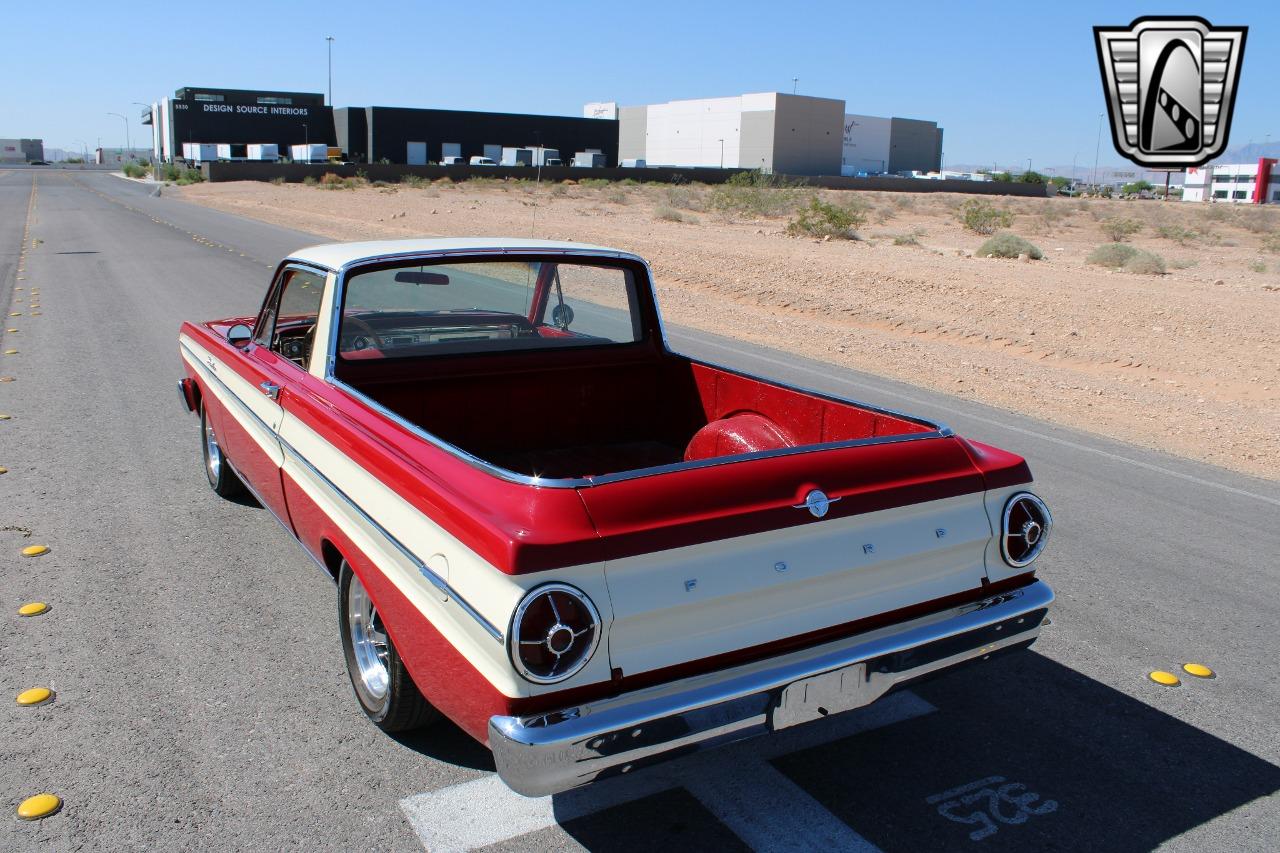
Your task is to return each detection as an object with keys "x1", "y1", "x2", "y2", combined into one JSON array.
[
  {"x1": 203, "y1": 413, "x2": 222, "y2": 484},
  {"x1": 346, "y1": 570, "x2": 390, "y2": 703}
]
